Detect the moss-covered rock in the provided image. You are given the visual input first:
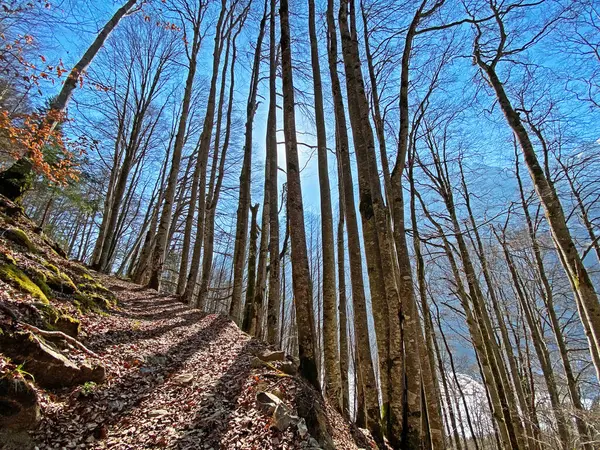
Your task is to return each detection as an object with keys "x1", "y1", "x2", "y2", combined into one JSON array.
[
  {"x1": 37, "y1": 303, "x2": 60, "y2": 326},
  {"x1": 74, "y1": 292, "x2": 112, "y2": 311},
  {"x1": 67, "y1": 263, "x2": 92, "y2": 279},
  {"x1": 24, "y1": 268, "x2": 52, "y2": 299},
  {"x1": 45, "y1": 270, "x2": 77, "y2": 295},
  {"x1": 4, "y1": 228, "x2": 36, "y2": 253},
  {"x1": 78, "y1": 281, "x2": 116, "y2": 302},
  {"x1": 42, "y1": 262, "x2": 60, "y2": 275},
  {"x1": 0, "y1": 263, "x2": 48, "y2": 304},
  {"x1": 54, "y1": 315, "x2": 80, "y2": 338},
  {"x1": 37, "y1": 304, "x2": 80, "y2": 337}
]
